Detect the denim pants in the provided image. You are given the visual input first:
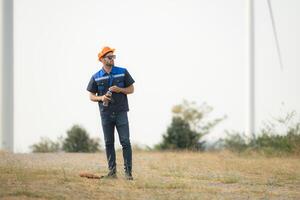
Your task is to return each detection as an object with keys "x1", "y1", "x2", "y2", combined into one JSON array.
[{"x1": 100, "y1": 111, "x2": 132, "y2": 173}]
